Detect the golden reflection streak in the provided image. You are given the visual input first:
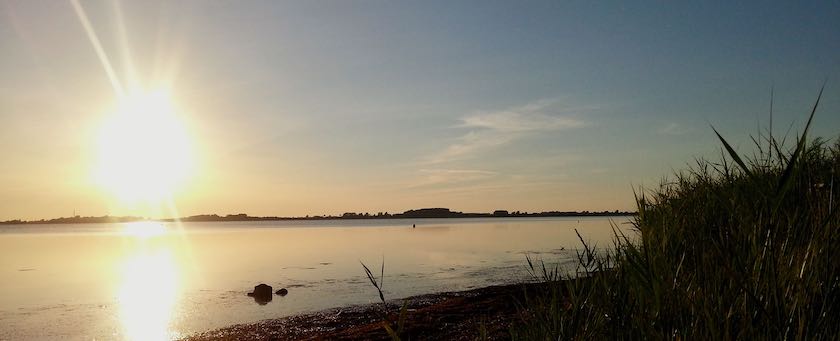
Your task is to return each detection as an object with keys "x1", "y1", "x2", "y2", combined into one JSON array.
[
  {"x1": 122, "y1": 221, "x2": 166, "y2": 238},
  {"x1": 117, "y1": 222, "x2": 180, "y2": 341}
]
